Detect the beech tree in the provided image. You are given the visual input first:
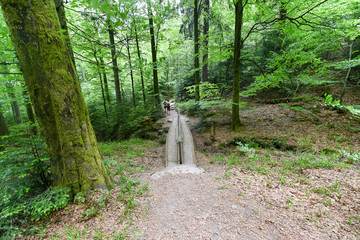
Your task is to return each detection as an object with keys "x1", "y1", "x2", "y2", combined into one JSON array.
[
  {"x1": 202, "y1": 0, "x2": 210, "y2": 83},
  {"x1": 134, "y1": 17, "x2": 147, "y2": 104},
  {"x1": 6, "y1": 81, "x2": 23, "y2": 124},
  {"x1": 0, "y1": 105, "x2": 9, "y2": 151},
  {"x1": 148, "y1": 0, "x2": 160, "y2": 105},
  {"x1": 230, "y1": 0, "x2": 337, "y2": 129},
  {"x1": 194, "y1": 0, "x2": 200, "y2": 101},
  {"x1": 108, "y1": 20, "x2": 122, "y2": 106},
  {"x1": 1, "y1": 0, "x2": 112, "y2": 195}
]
